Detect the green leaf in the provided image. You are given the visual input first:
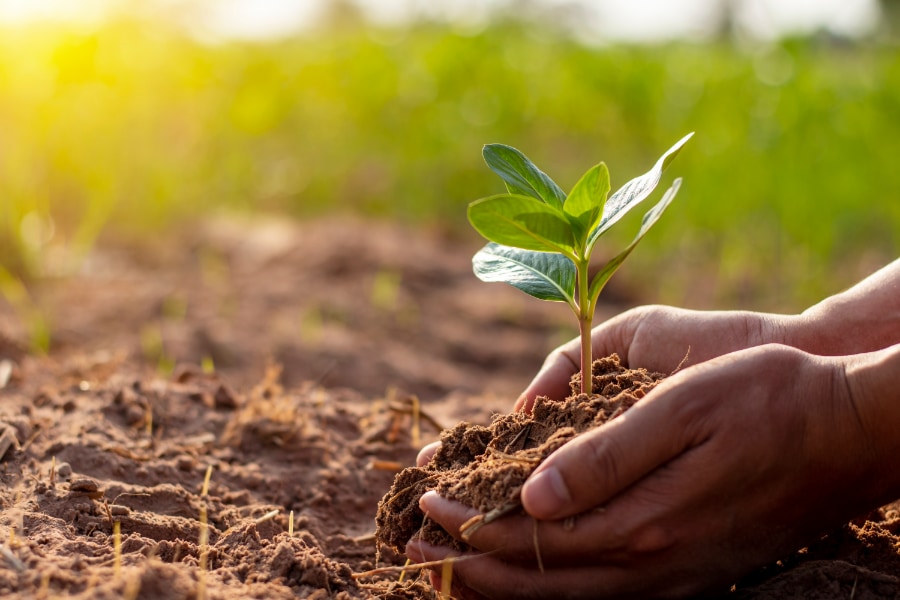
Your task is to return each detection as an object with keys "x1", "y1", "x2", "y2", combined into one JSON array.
[
  {"x1": 586, "y1": 132, "x2": 693, "y2": 252},
  {"x1": 468, "y1": 194, "x2": 576, "y2": 255},
  {"x1": 588, "y1": 178, "x2": 683, "y2": 303},
  {"x1": 483, "y1": 144, "x2": 567, "y2": 210},
  {"x1": 473, "y1": 243, "x2": 576, "y2": 304},
  {"x1": 563, "y1": 162, "x2": 610, "y2": 241}
]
